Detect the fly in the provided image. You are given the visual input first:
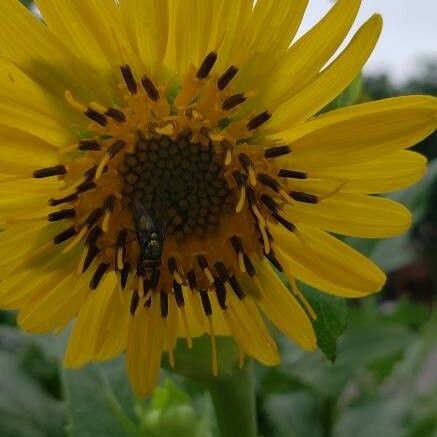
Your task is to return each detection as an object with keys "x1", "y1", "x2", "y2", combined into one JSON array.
[{"x1": 131, "y1": 200, "x2": 166, "y2": 279}]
